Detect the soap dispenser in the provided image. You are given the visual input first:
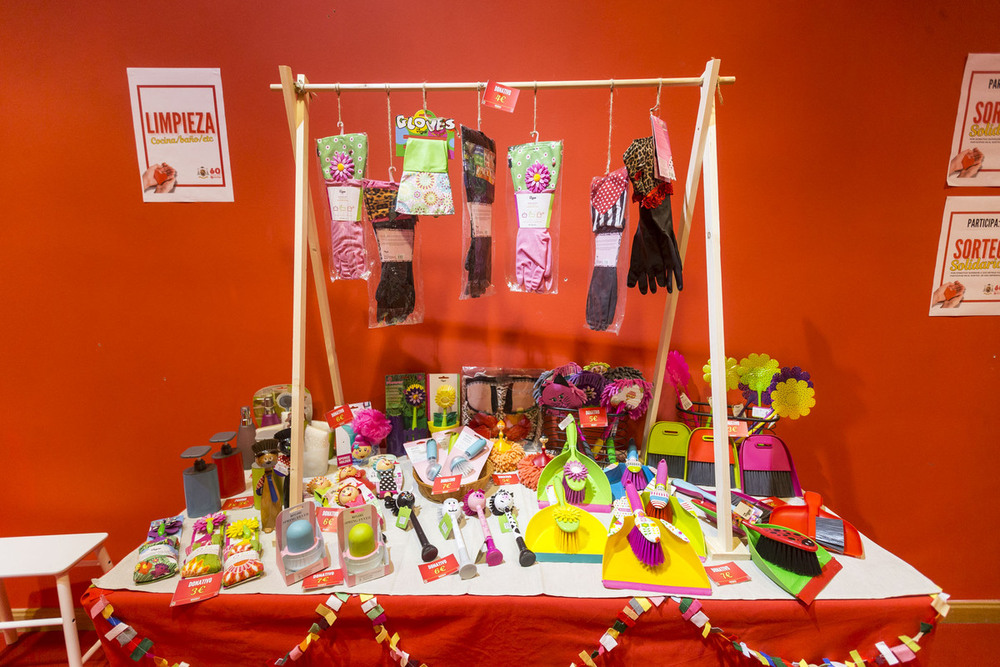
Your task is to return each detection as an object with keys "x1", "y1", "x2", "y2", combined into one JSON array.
[
  {"x1": 236, "y1": 406, "x2": 256, "y2": 469},
  {"x1": 211, "y1": 431, "x2": 245, "y2": 498}
]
